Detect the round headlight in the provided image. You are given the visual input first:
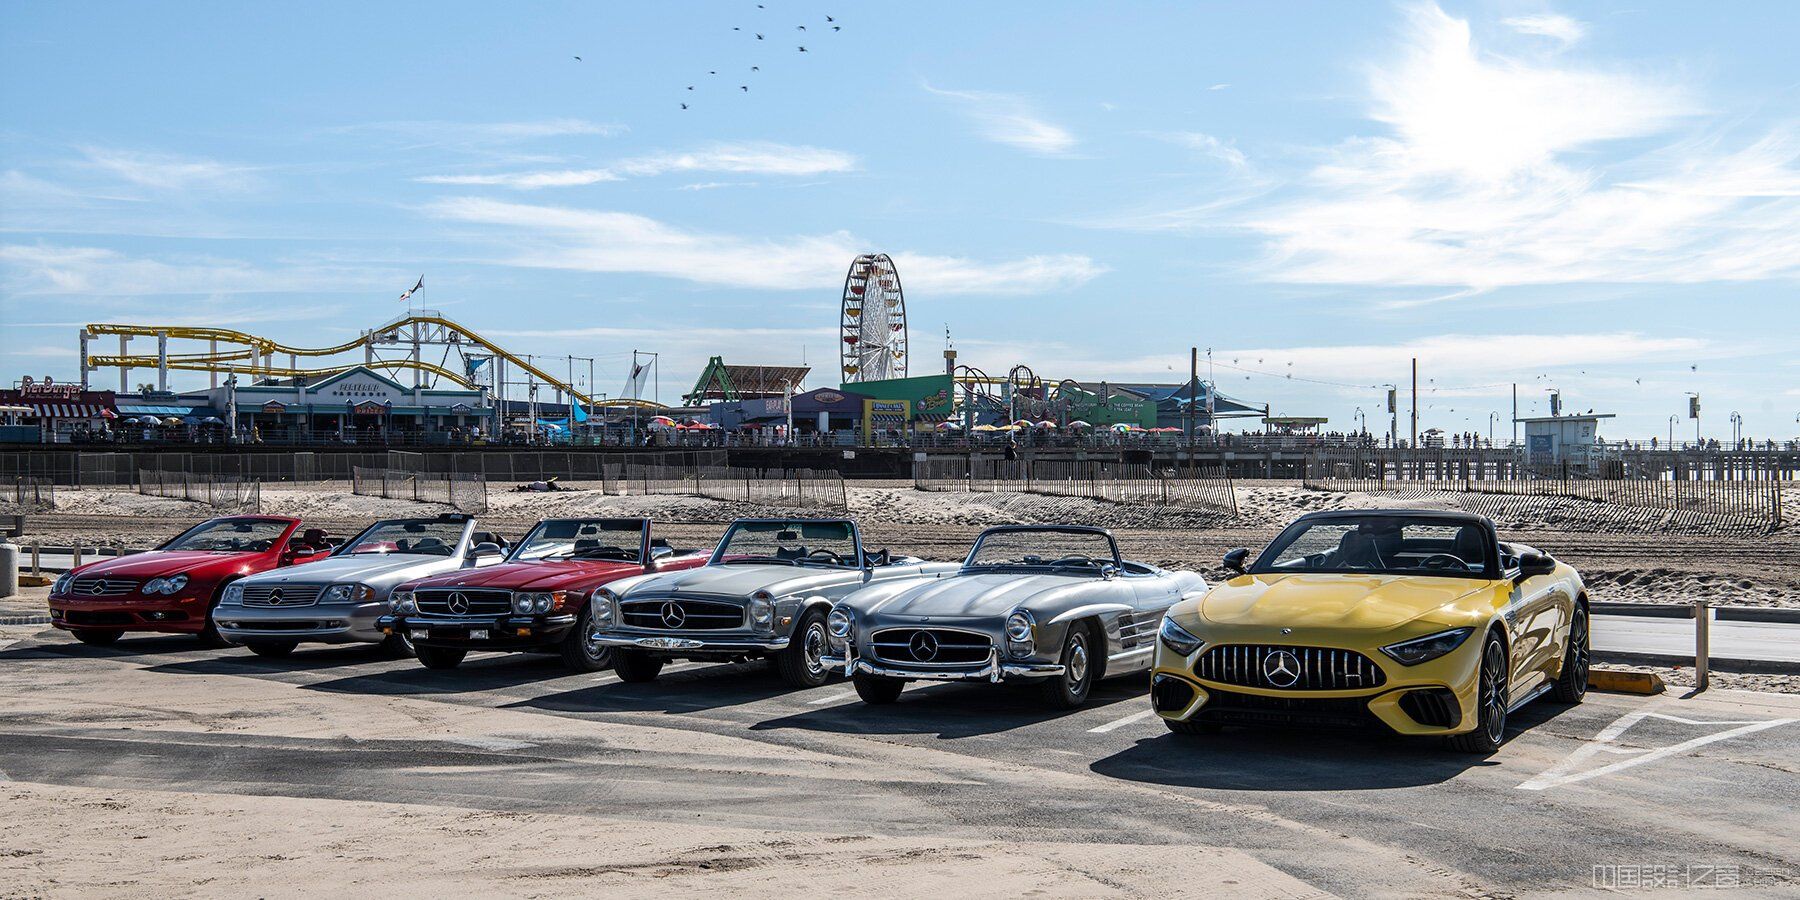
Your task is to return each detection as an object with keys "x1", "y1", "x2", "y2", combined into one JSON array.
[
  {"x1": 592, "y1": 590, "x2": 615, "y2": 625},
  {"x1": 397, "y1": 597, "x2": 418, "y2": 615},
  {"x1": 511, "y1": 593, "x2": 536, "y2": 614},
  {"x1": 749, "y1": 593, "x2": 774, "y2": 629},
  {"x1": 827, "y1": 607, "x2": 852, "y2": 638},
  {"x1": 1005, "y1": 611, "x2": 1033, "y2": 643}
]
